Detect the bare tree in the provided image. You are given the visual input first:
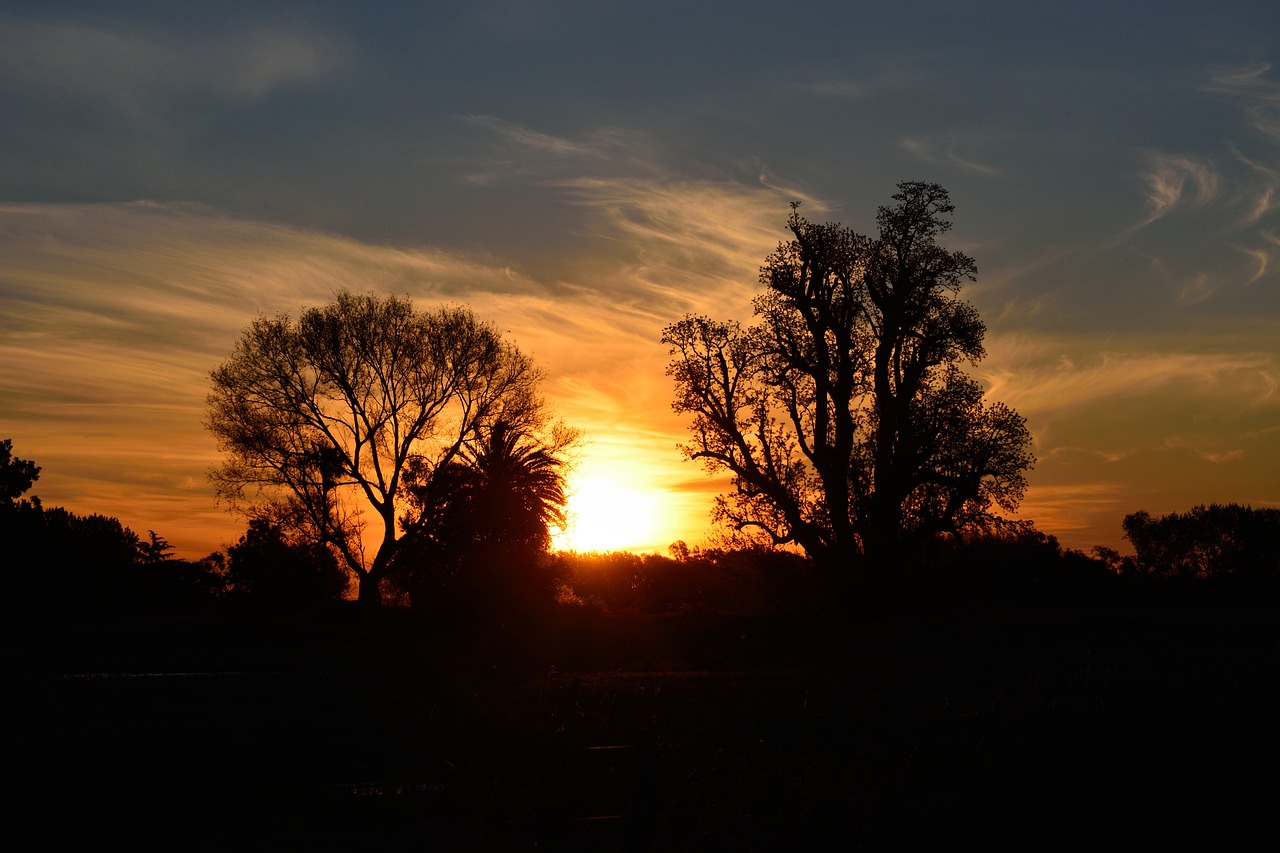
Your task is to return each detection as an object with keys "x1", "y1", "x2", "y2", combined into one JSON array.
[
  {"x1": 207, "y1": 291, "x2": 547, "y2": 606},
  {"x1": 663, "y1": 182, "x2": 1034, "y2": 592}
]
